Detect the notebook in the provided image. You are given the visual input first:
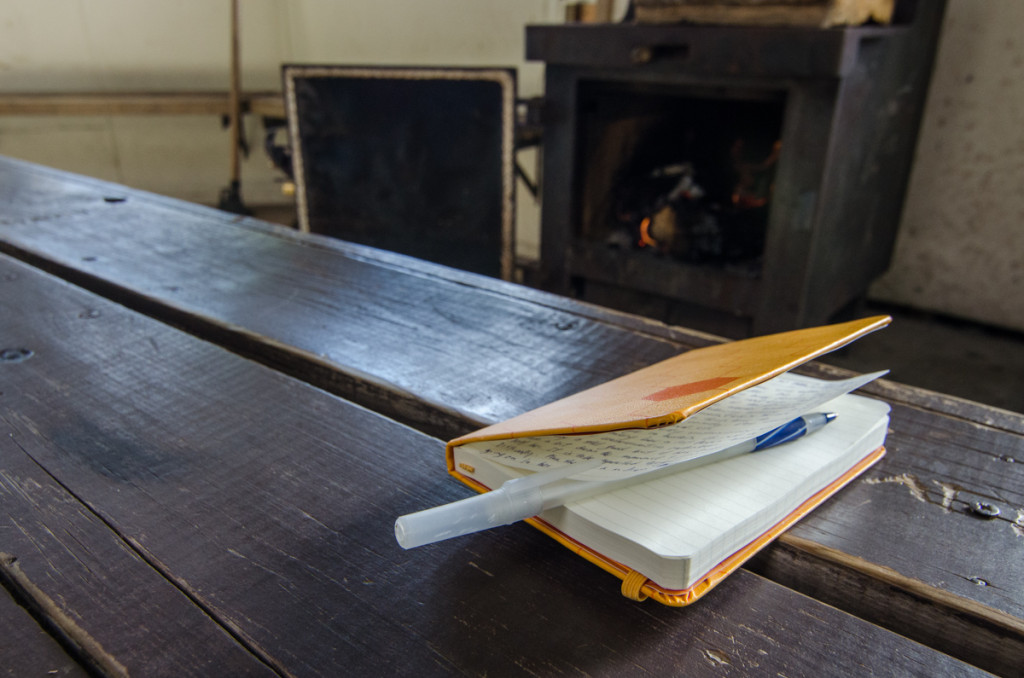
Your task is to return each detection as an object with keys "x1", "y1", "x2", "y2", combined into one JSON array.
[{"x1": 444, "y1": 316, "x2": 891, "y2": 605}]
